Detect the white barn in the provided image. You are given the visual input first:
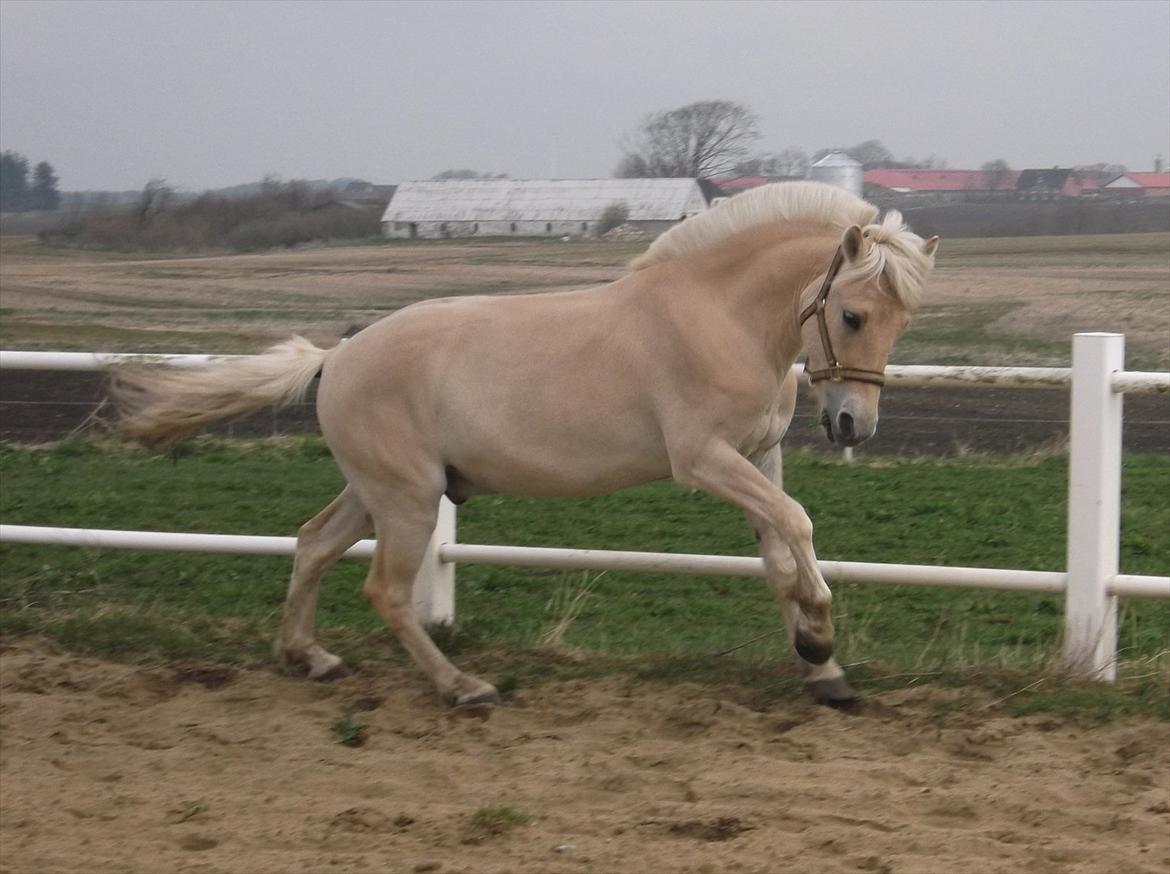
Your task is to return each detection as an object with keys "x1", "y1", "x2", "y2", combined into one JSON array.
[{"x1": 381, "y1": 178, "x2": 713, "y2": 240}]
